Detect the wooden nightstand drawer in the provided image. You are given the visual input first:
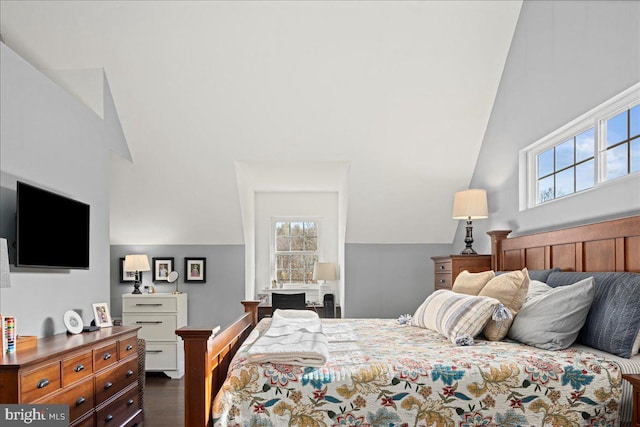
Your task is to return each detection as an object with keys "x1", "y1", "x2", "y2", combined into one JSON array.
[
  {"x1": 435, "y1": 273, "x2": 452, "y2": 290},
  {"x1": 94, "y1": 342, "x2": 118, "y2": 372},
  {"x1": 63, "y1": 350, "x2": 93, "y2": 387},
  {"x1": 434, "y1": 260, "x2": 452, "y2": 273},
  {"x1": 431, "y1": 255, "x2": 491, "y2": 291},
  {"x1": 20, "y1": 361, "x2": 61, "y2": 402},
  {"x1": 95, "y1": 357, "x2": 138, "y2": 405}
]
